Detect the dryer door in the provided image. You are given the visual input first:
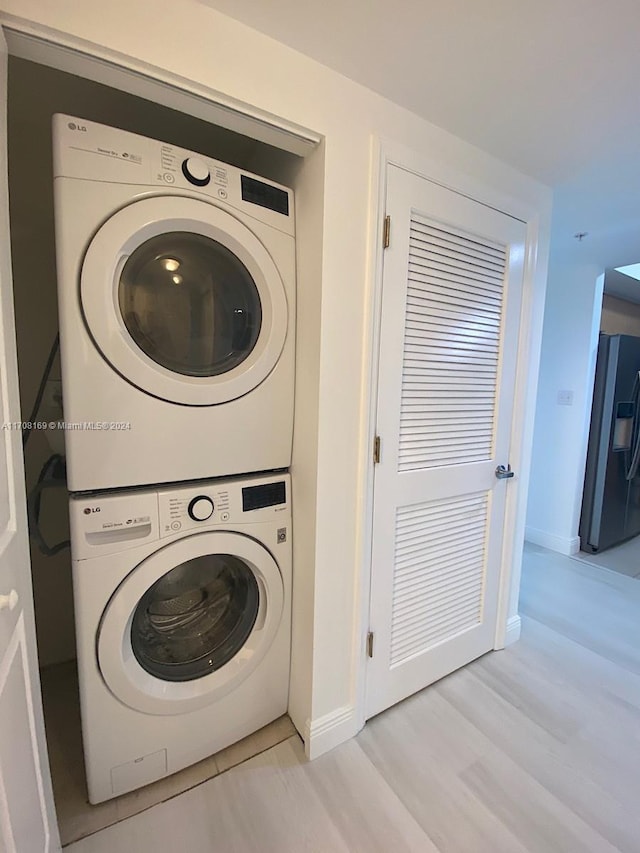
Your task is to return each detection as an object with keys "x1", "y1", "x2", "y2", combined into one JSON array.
[
  {"x1": 97, "y1": 530, "x2": 284, "y2": 715},
  {"x1": 81, "y1": 196, "x2": 288, "y2": 405}
]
